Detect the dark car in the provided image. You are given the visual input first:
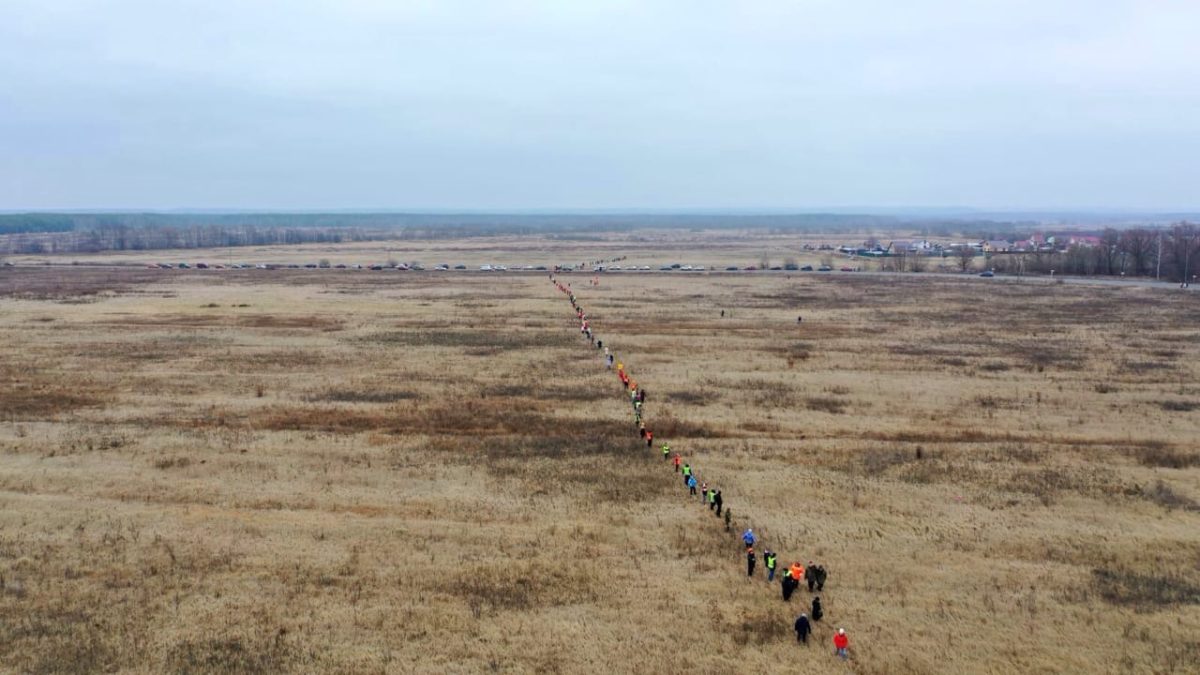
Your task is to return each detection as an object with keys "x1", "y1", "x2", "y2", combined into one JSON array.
[
  {"x1": 818, "y1": 265, "x2": 832, "y2": 272},
  {"x1": 800, "y1": 265, "x2": 813, "y2": 271},
  {"x1": 770, "y1": 266, "x2": 783, "y2": 271},
  {"x1": 725, "y1": 266, "x2": 739, "y2": 271},
  {"x1": 454, "y1": 264, "x2": 467, "y2": 270},
  {"x1": 840, "y1": 266, "x2": 854, "y2": 272},
  {"x1": 979, "y1": 270, "x2": 995, "y2": 277},
  {"x1": 534, "y1": 265, "x2": 547, "y2": 271},
  {"x1": 784, "y1": 263, "x2": 799, "y2": 271}
]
